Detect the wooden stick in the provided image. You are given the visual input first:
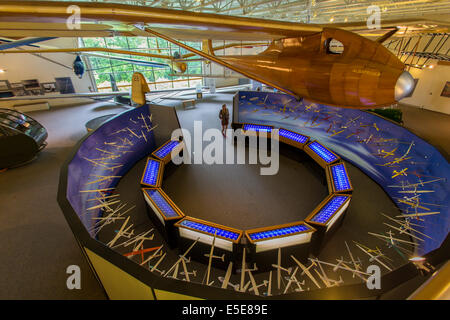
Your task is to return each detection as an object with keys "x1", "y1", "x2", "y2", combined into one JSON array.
[
  {"x1": 181, "y1": 258, "x2": 191, "y2": 282},
  {"x1": 368, "y1": 232, "x2": 416, "y2": 245},
  {"x1": 267, "y1": 271, "x2": 272, "y2": 296},
  {"x1": 151, "y1": 252, "x2": 166, "y2": 273},
  {"x1": 396, "y1": 212, "x2": 440, "y2": 218},
  {"x1": 107, "y1": 217, "x2": 130, "y2": 247},
  {"x1": 124, "y1": 246, "x2": 161, "y2": 257},
  {"x1": 240, "y1": 248, "x2": 246, "y2": 292},
  {"x1": 345, "y1": 241, "x2": 361, "y2": 277},
  {"x1": 283, "y1": 267, "x2": 299, "y2": 294},
  {"x1": 205, "y1": 230, "x2": 217, "y2": 286},
  {"x1": 313, "y1": 259, "x2": 331, "y2": 287},
  {"x1": 291, "y1": 255, "x2": 321, "y2": 289},
  {"x1": 80, "y1": 188, "x2": 115, "y2": 193},
  {"x1": 221, "y1": 262, "x2": 233, "y2": 289},
  {"x1": 164, "y1": 238, "x2": 199, "y2": 277},
  {"x1": 140, "y1": 245, "x2": 164, "y2": 266},
  {"x1": 87, "y1": 200, "x2": 121, "y2": 211},
  {"x1": 383, "y1": 222, "x2": 424, "y2": 242},
  {"x1": 247, "y1": 270, "x2": 259, "y2": 296},
  {"x1": 355, "y1": 243, "x2": 392, "y2": 271},
  {"x1": 277, "y1": 248, "x2": 281, "y2": 290}
]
